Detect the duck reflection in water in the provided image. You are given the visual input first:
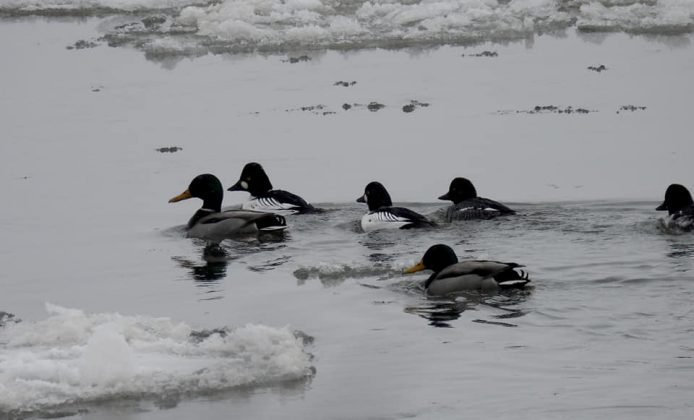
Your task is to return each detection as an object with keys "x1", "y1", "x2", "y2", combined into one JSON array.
[
  {"x1": 173, "y1": 243, "x2": 232, "y2": 282},
  {"x1": 405, "y1": 290, "x2": 531, "y2": 328}
]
